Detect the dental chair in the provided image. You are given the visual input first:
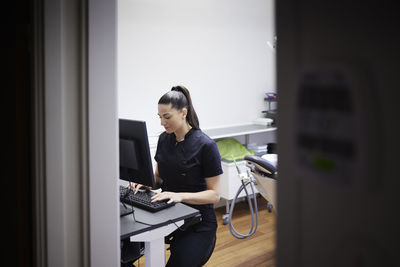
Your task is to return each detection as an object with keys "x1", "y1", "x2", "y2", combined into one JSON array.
[
  {"x1": 244, "y1": 153, "x2": 277, "y2": 213},
  {"x1": 228, "y1": 144, "x2": 278, "y2": 239}
]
